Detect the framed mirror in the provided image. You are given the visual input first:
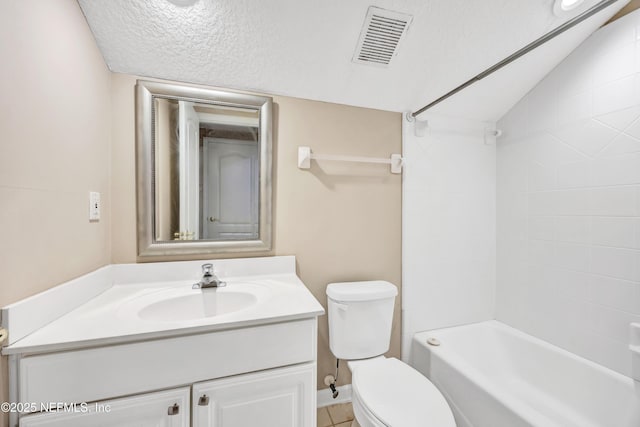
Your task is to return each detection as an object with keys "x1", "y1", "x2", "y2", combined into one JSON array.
[{"x1": 136, "y1": 80, "x2": 273, "y2": 257}]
